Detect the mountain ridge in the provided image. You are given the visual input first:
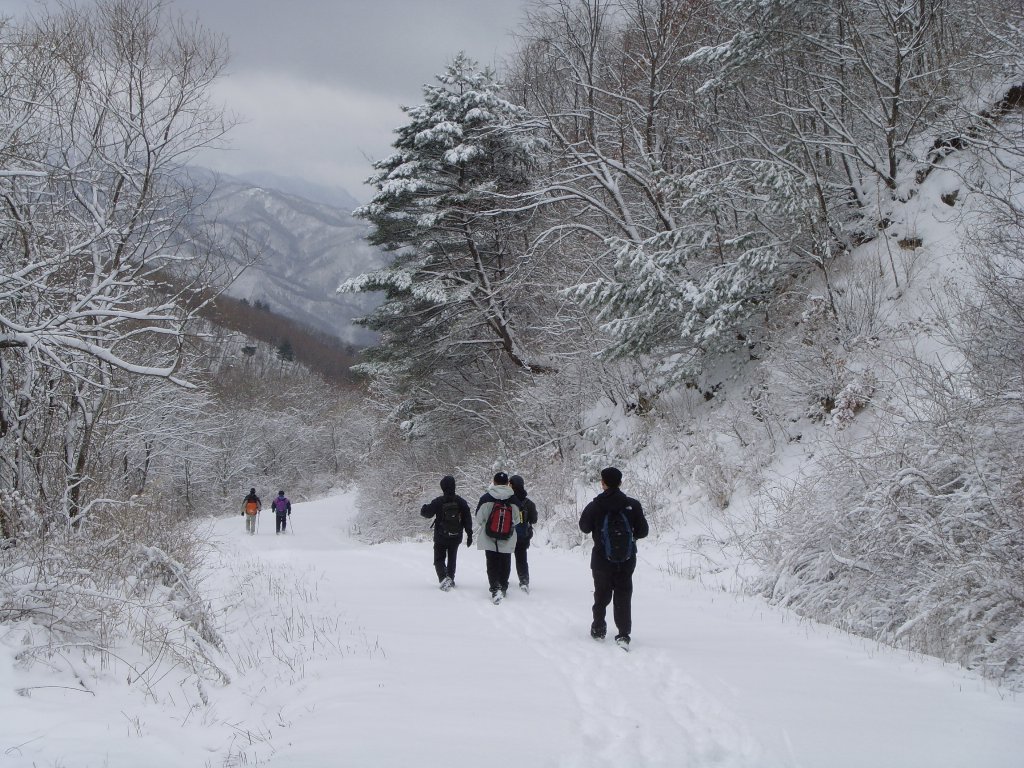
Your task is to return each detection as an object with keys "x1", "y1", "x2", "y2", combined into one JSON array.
[{"x1": 186, "y1": 167, "x2": 382, "y2": 346}]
